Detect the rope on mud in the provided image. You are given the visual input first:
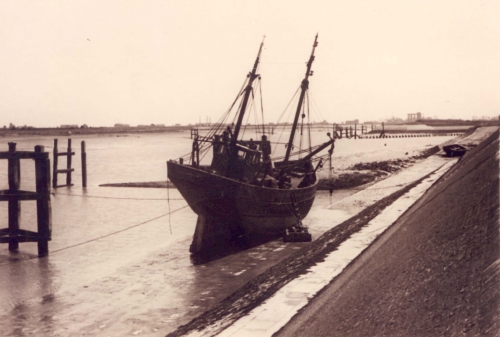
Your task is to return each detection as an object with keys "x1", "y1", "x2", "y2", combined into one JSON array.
[
  {"x1": 50, "y1": 206, "x2": 191, "y2": 254},
  {"x1": 52, "y1": 191, "x2": 185, "y2": 201},
  {"x1": 0, "y1": 203, "x2": 193, "y2": 266},
  {"x1": 0, "y1": 192, "x2": 225, "y2": 266}
]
